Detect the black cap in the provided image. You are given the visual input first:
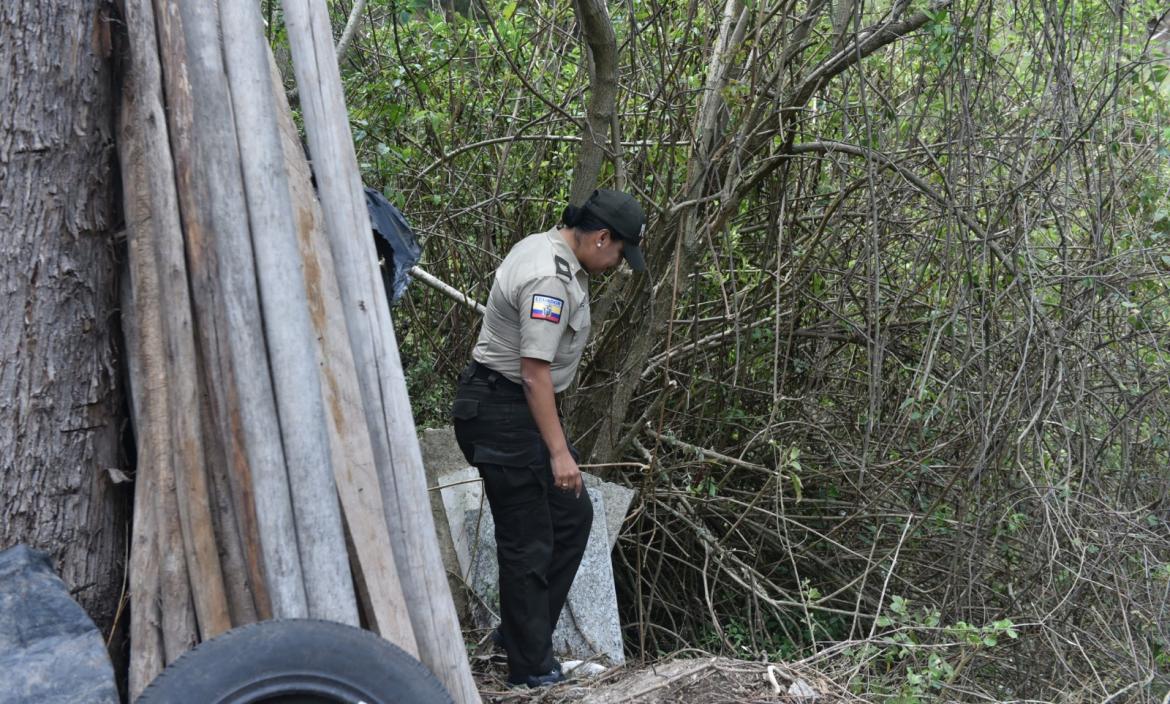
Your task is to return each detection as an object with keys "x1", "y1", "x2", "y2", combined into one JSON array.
[{"x1": 583, "y1": 189, "x2": 647, "y2": 272}]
